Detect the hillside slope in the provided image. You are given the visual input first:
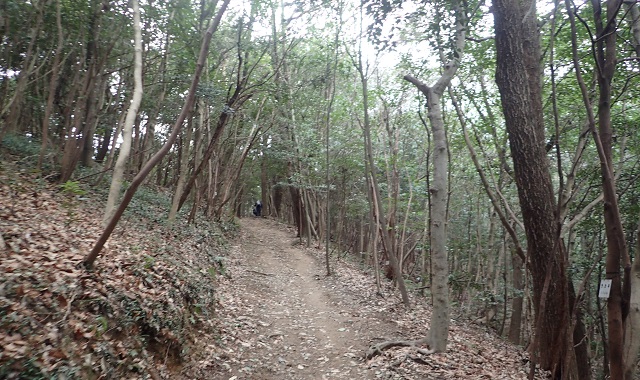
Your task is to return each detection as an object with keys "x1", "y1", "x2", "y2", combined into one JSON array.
[
  {"x1": 0, "y1": 156, "x2": 543, "y2": 379},
  {"x1": 0, "y1": 157, "x2": 228, "y2": 379}
]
